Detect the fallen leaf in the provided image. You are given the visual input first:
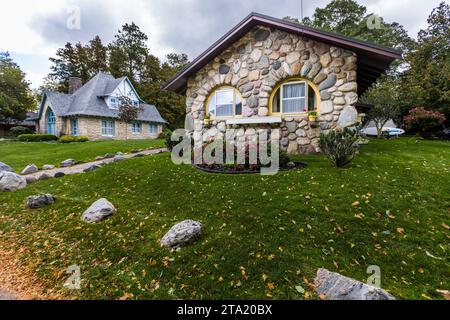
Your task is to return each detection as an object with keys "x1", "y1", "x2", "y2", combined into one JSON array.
[
  {"x1": 442, "y1": 223, "x2": 450, "y2": 230},
  {"x1": 295, "y1": 285, "x2": 305, "y2": 294},
  {"x1": 352, "y1": 201, "x2": 360, "y2": 207},
  {"x1": 418, "y1": 267, "x2": 425, "y2": 274},
  {"x1": 436, "y1": 290, "x2": 450, "y2": 300},
  {"x1": 267, "y1": 282, "x2": 276, "y2": 290},
  {"x1": 118, "y1": 292, "x2": 134, "y2": 300},
  {"x1": 396, "y1": 228, "x2": 405, "y2": 235}
]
